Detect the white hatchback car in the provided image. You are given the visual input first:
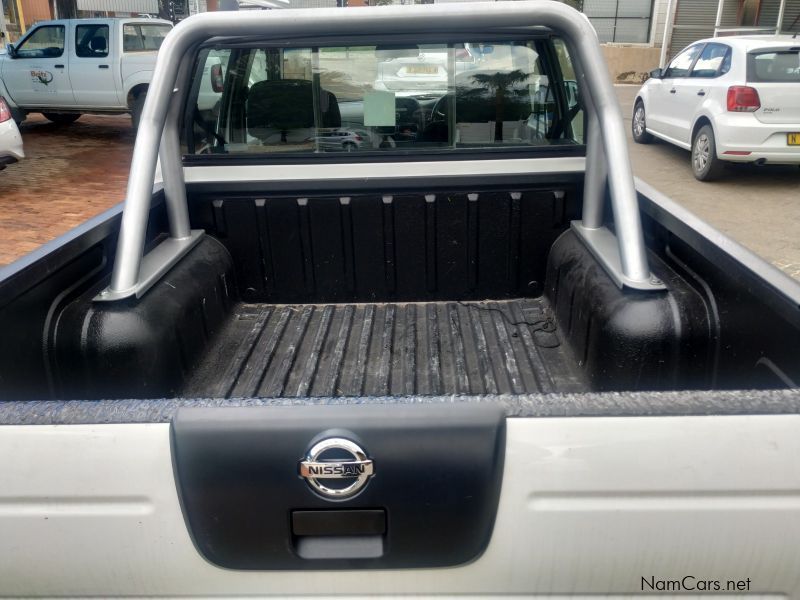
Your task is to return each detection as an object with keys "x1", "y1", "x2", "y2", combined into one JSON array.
[
  {"x1": 633, "y1": 36, "x2": 800, "y2": 180},
  {"x1": 0, "y1": 96, "x2": 24, "y2": 170}
]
